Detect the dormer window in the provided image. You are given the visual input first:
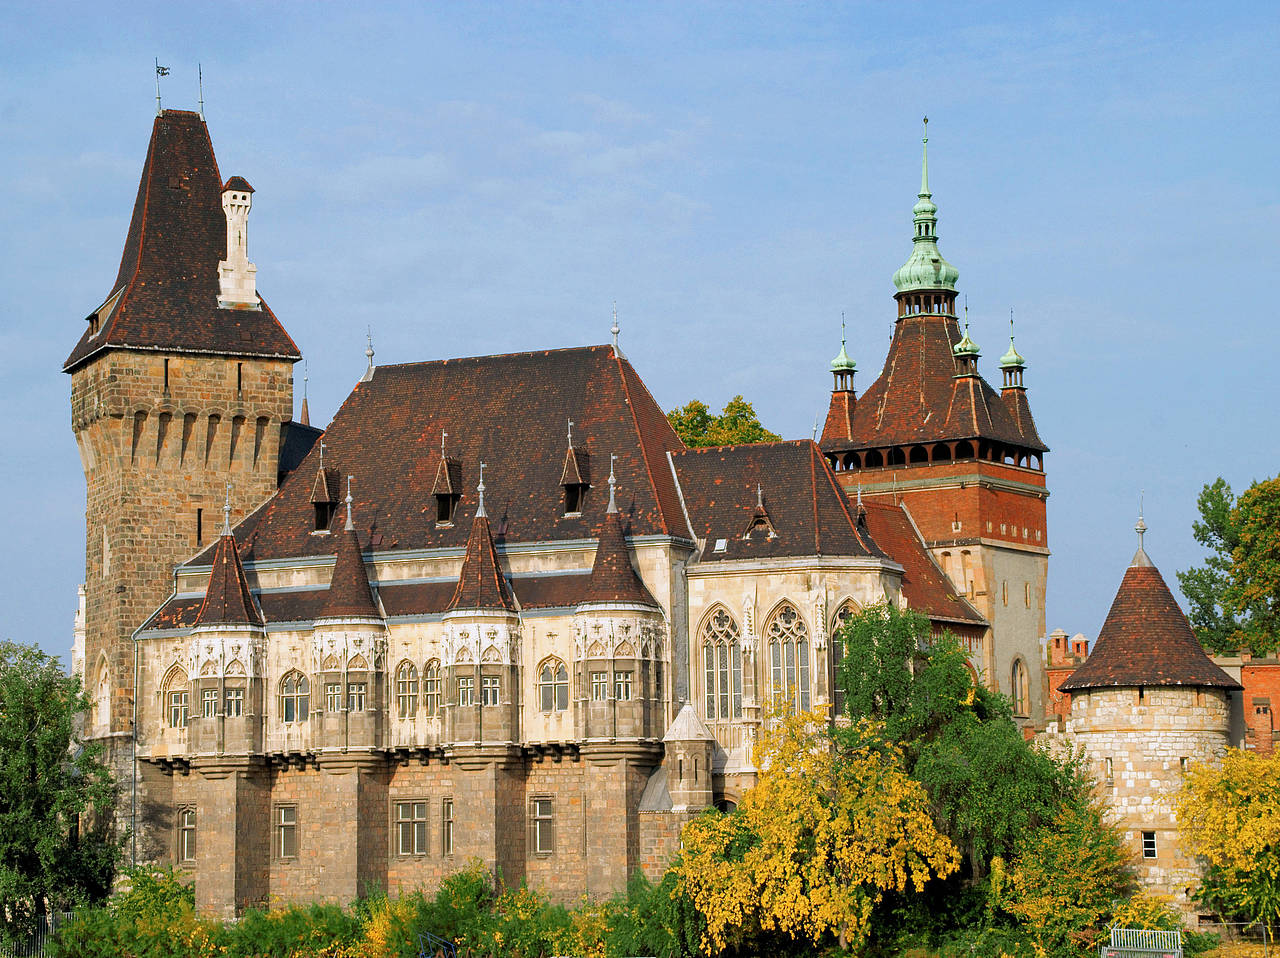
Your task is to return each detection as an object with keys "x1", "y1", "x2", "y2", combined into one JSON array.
[
  {"x1": 741, "y1": 485, "x2": 777, "y2": 540},
  {"x1": 559, "y1": 438, "x2": 589, "y2": 517},
  {"x1": 310, "y1": 464, "x2": 338, "y2": 533},
  {"x1": 564, "y1": 483, "x2": 586, "y2": 516},
  {"x1": 432, "y1": 456, "x2": 462, "y2": 526},
  {"x1": 314, "y1": 501, "x2": 336, "y2": 531}
]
